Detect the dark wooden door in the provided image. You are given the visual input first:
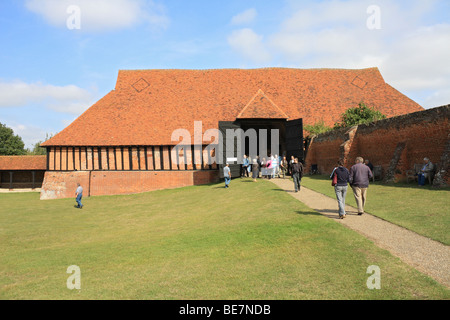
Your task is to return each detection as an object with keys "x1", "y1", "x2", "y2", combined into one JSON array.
[
  {"x1": 218, "y1": 121, "x2": 242, "y2": 178},
  {"x1": 285, "y1": 118, "x2": 304, "y2": 162}
]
